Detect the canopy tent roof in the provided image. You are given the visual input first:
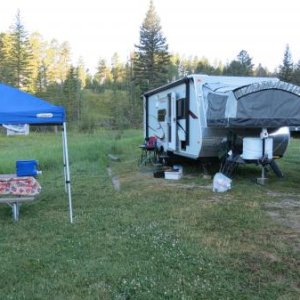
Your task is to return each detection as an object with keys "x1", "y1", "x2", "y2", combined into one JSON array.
[{"x1": 0, "y1": 83, "x2": 65, "y2": 125}]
